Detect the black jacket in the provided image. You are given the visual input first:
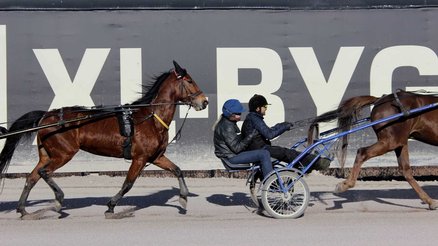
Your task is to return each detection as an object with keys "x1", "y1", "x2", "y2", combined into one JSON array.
[
  {"x1": 242, "y1": 112, "x2": 290, "y2": 150},
  {"x1": 213, "y1": 116, "x2": 256, "y2": 159}
]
